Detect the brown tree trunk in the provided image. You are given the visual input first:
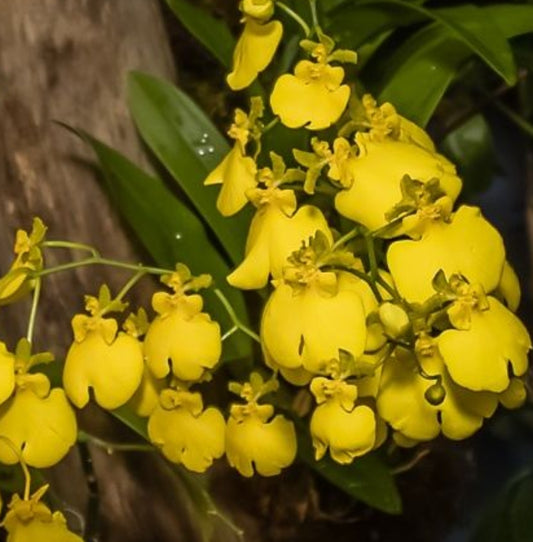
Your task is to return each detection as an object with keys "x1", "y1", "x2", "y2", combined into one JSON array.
[{"x1": 0, "y1": 2, "x2": 204, "y2": 541}]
